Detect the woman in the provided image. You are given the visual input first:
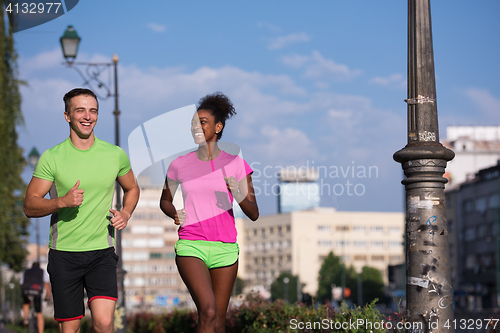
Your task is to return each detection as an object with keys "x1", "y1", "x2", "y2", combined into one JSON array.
[{"x1": 160, "y1": 92, "x2": 259, "y2": 333}]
